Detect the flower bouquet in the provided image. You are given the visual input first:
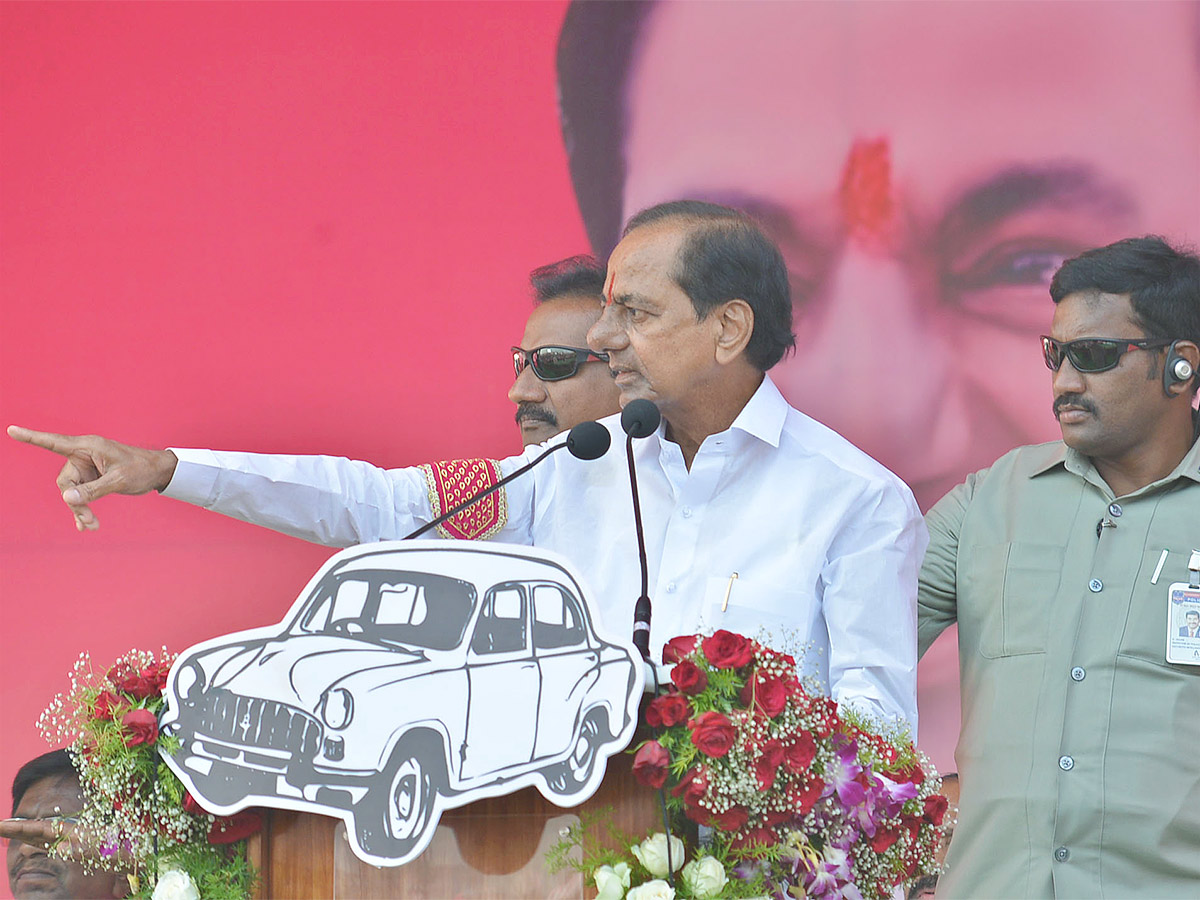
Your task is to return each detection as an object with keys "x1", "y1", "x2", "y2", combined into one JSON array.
[
  {"x1": 38, "y1": 649, "x2": 259, "y2": 899},
  {"x1": 552, "y1": 630, "x2": 948, "y2": 899}
]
